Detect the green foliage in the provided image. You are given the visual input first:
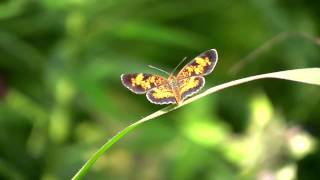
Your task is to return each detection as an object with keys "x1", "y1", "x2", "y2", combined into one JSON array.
[{"x1": 0, "y1": 0, "x2": 320, "y2": 179}]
